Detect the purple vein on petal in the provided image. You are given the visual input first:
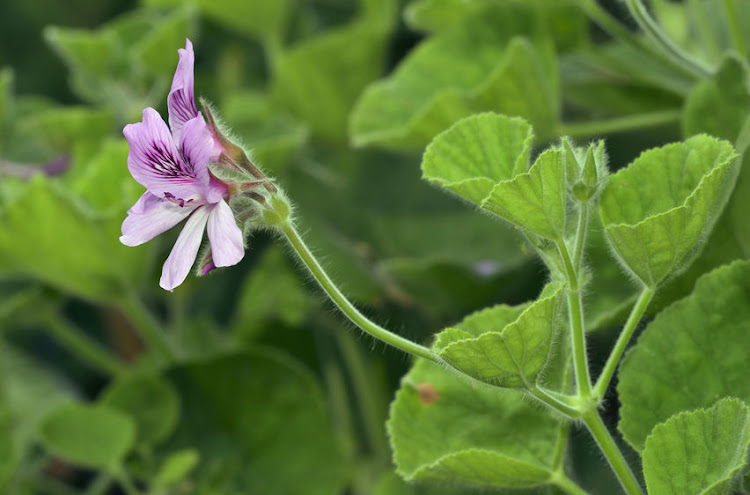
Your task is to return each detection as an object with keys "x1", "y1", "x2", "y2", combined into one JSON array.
[
  {"x1": 168, "y1": 38, "x2": 198, "y2": 143},
  {"x1": 124, "y1": 108, "x2": 204, "y2": 201}
]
